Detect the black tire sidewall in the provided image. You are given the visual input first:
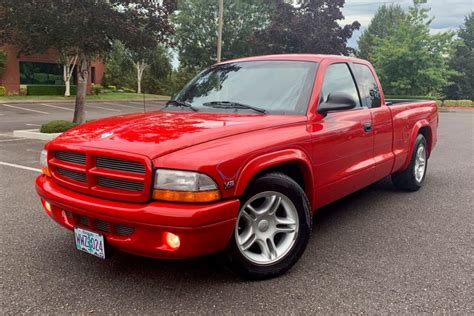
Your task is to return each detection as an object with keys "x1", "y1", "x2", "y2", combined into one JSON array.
[{"x1": 227, "y1": 172, "x2": 311, "y2": 279}]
